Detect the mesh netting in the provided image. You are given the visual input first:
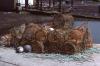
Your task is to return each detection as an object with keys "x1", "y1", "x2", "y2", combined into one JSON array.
[{"x1": 22, "y1": 46, "x2": 100, "y2": 63}]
